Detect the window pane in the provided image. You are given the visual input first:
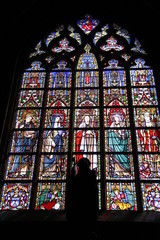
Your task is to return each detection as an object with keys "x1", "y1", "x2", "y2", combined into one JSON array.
[
  {"x1": 35, "y1": 183, "x2": 66, "y2": 210},
  {"x1": 0, "y1": 183, "x2": 32, "y2": 210},
  {"x1": 106, "y1": 182, "x2": 137, "y2": 210}
]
